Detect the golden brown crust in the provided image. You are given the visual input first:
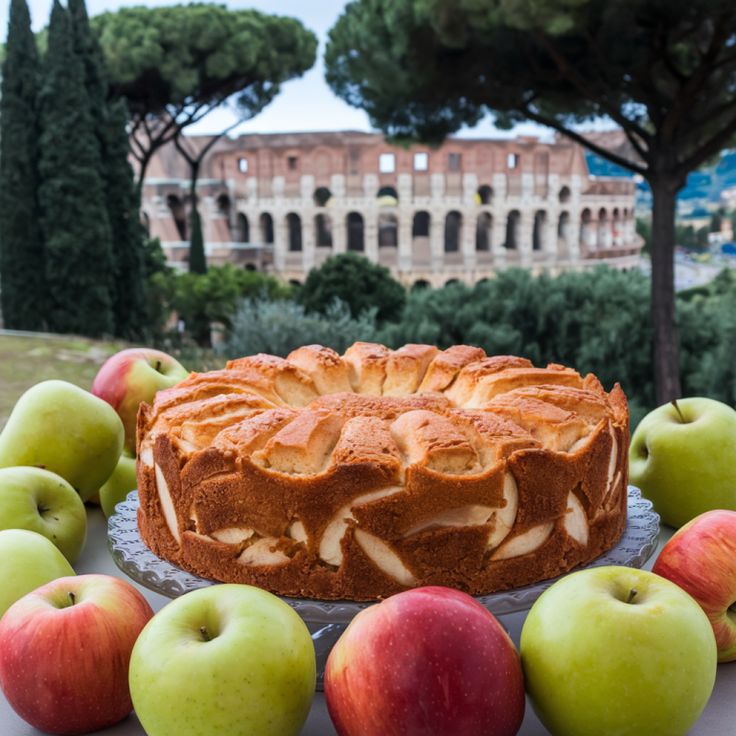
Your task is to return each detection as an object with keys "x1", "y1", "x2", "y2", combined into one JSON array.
[{"x1": 137, "y1": 343, "x2": 629, "y2": 600}]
